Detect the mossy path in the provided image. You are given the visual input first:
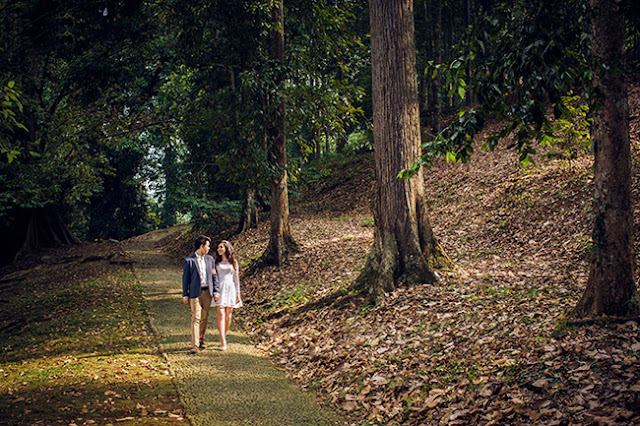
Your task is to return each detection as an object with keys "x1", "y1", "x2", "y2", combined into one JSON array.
[{"x1": 125, "y1": 228, "x2": 343, "y2": 426}]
